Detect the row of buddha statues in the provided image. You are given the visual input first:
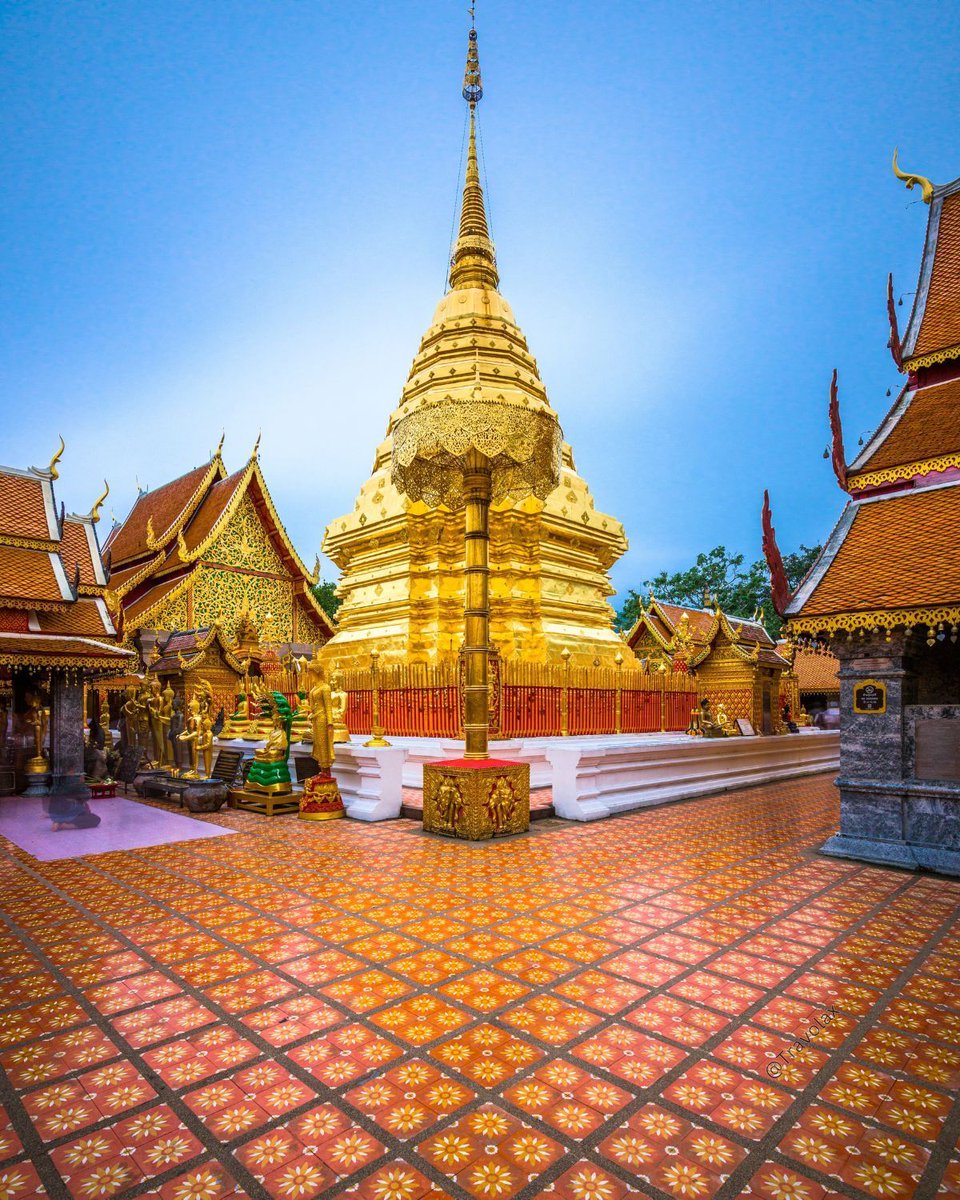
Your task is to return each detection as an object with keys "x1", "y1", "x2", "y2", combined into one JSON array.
[
  {"x1": 222, "y1": 659, "x2": 348, "y2": 745},
  {"x1": 121, "y1": 660, "x2": 349, "y2": 789}
]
